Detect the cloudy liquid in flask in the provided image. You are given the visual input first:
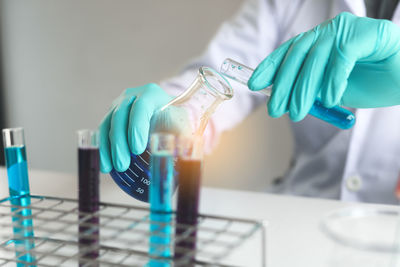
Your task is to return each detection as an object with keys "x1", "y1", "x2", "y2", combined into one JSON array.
[{"x1": 109, "y1": 150, "x2": 152, "y2": 202}]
